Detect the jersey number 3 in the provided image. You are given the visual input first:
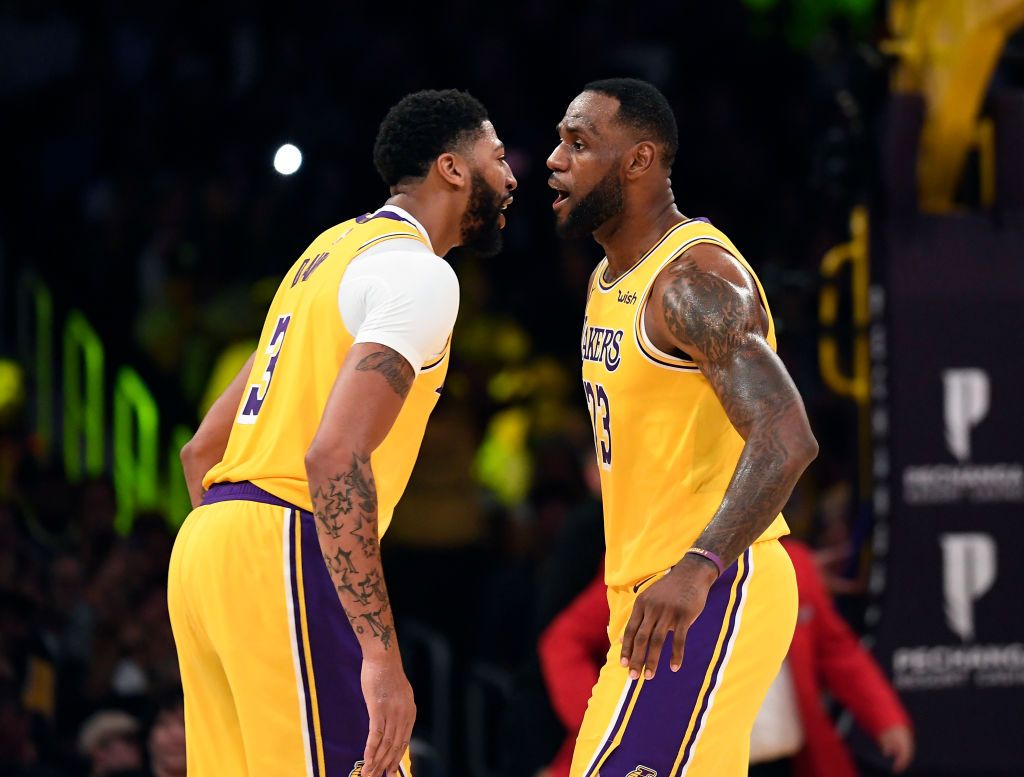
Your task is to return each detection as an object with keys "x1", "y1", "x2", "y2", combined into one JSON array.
[
  {"x1": 583, "y1": 379, "x2": 612, "y2": 469},
  {"x1": 238, "y1": 314, "x2": 292, "y2": 424}
]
